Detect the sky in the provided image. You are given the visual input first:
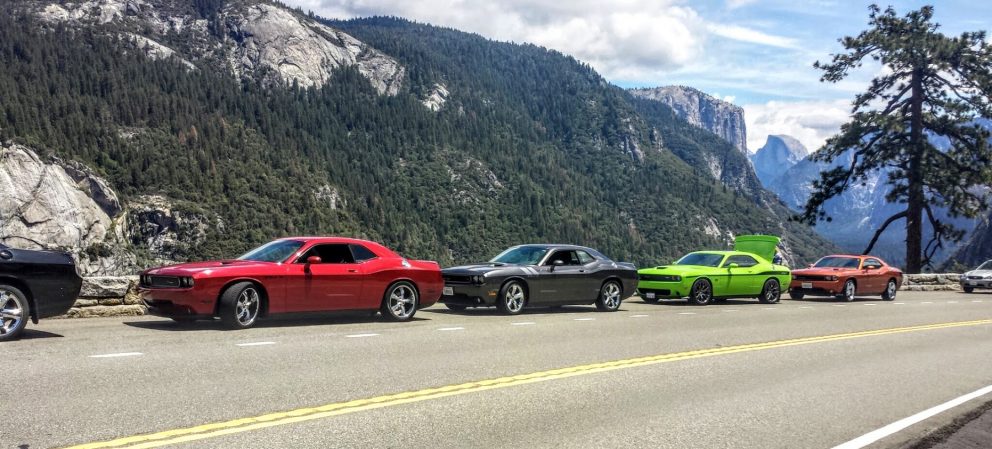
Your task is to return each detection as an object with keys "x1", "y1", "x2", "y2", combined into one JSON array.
[{"x1": 282, "y1": 0, "x2": 992, "y2": 153}]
